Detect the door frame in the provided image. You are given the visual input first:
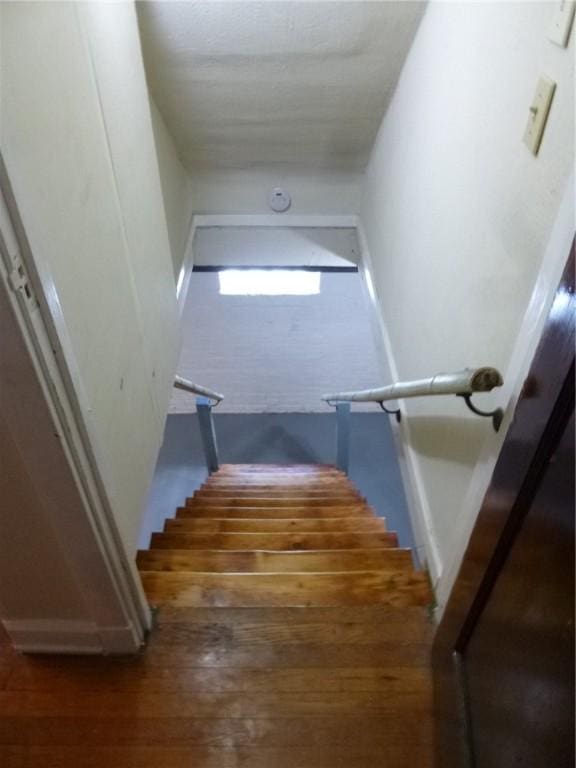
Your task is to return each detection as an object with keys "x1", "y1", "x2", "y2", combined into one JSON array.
[
  {"x1": 0, "y1": 155, "x2": 151, "y2": 653},
  {"x1": 433, "y1": 243, "x2": 575, "y2": 766}
]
